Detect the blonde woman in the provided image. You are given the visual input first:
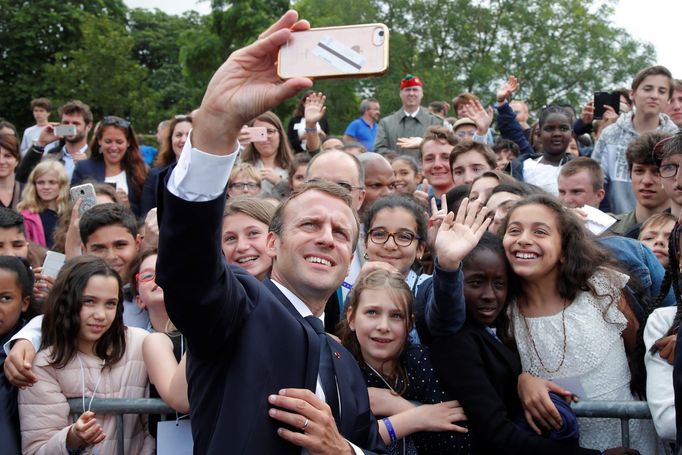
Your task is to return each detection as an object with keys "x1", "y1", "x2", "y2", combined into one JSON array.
[{"x1": 18, "y1": 160, "x2": 70, "y2": 248}]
